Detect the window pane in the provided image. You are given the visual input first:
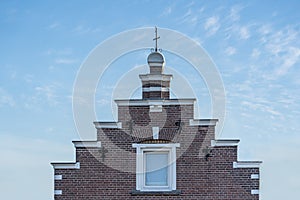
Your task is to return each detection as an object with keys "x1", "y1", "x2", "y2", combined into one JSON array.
[{"x1": 145, "y1": 152, "x2": 168, "y2": 186}]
